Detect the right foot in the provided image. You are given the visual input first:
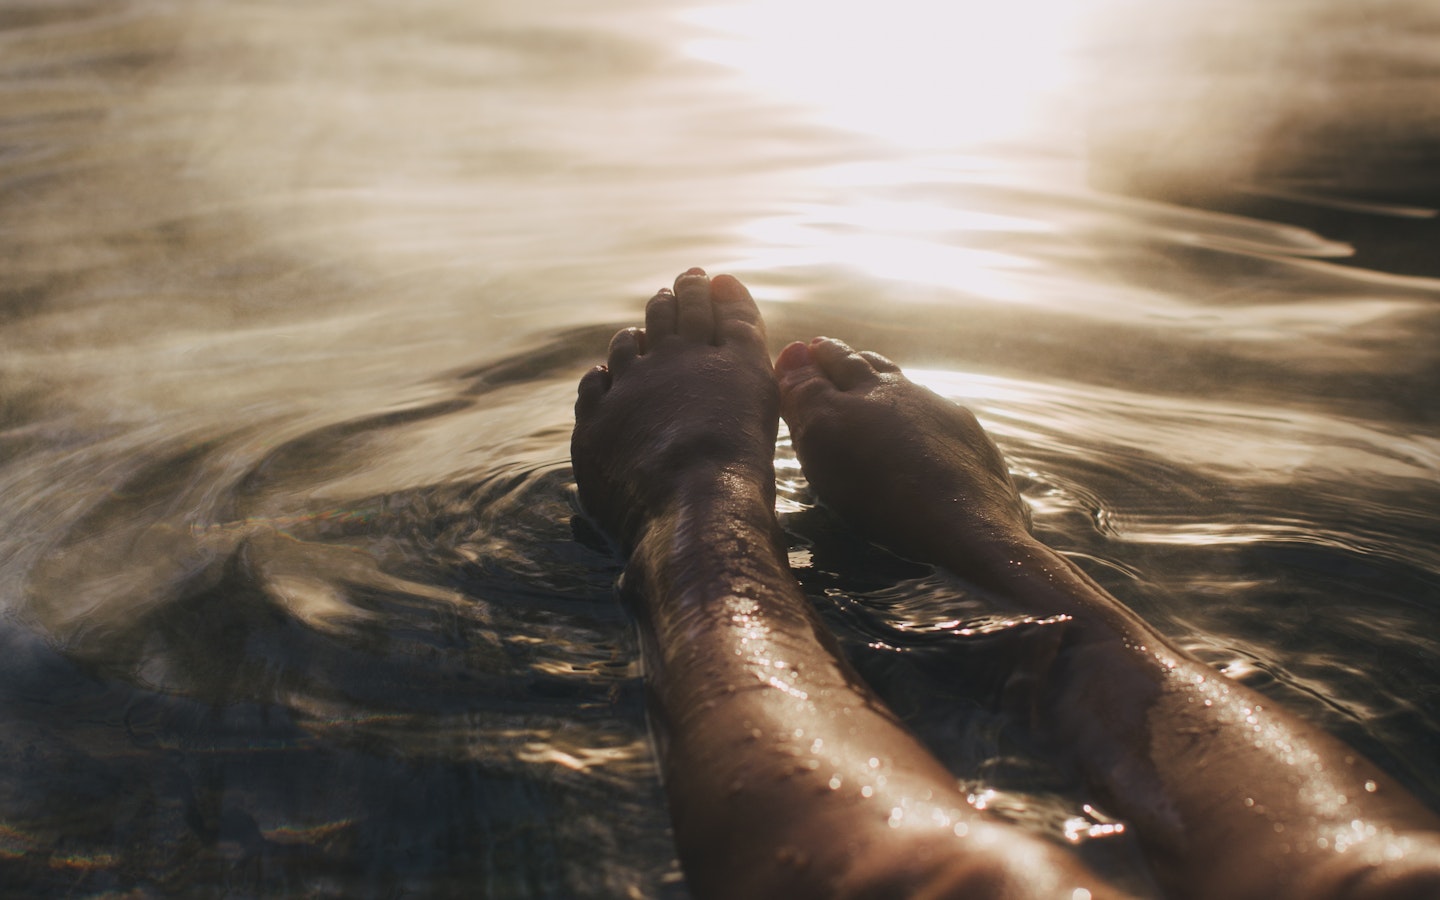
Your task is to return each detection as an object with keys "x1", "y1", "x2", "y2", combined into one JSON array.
[
  {"x1": 776, "y1": 337, "x2": 1030, "y2": 569},
  {"x1": 779, "y1": 343, "x2": 1440, "y2": 900}
]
